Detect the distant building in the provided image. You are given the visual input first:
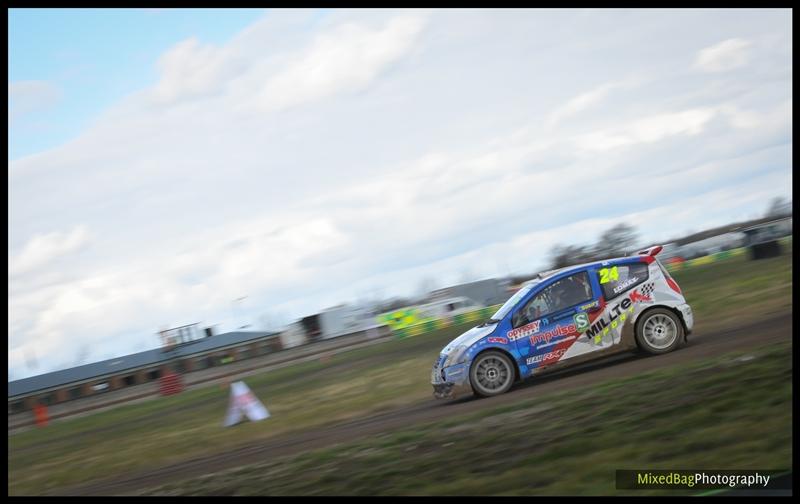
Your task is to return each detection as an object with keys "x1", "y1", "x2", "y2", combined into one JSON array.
[
  {"x1": 740, "y1": 216, "x2": 793, "y2": 246},
  {"x1": 9, "y1": 329, "x2": 281, "y2": 415},
  {"x1": 647, "y1": 215, "x2": 793, "y2": 262},
  {"x1": 678, "y1": 232, "x2": 747, "y2": 259},
  {"x1": 278, "y1": 304, "x2": 386, "y2": 349},
  {"x1": 279, "y1": 321, "x2": 309, "y2": 349}
]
